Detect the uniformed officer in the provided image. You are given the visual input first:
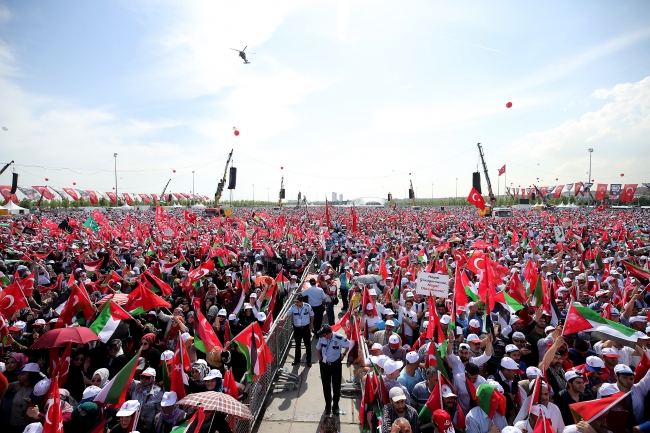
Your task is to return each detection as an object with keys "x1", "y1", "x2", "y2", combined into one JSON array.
[
  {"x1": 302, "y1": 278, "x2": 326, "y2": 337},
  {"x1": 281, "y1": 294, "x2": 314, "y2": 366},
  {"x1": 316, "y1": 324, "x2": 350, "y2": 415}
]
